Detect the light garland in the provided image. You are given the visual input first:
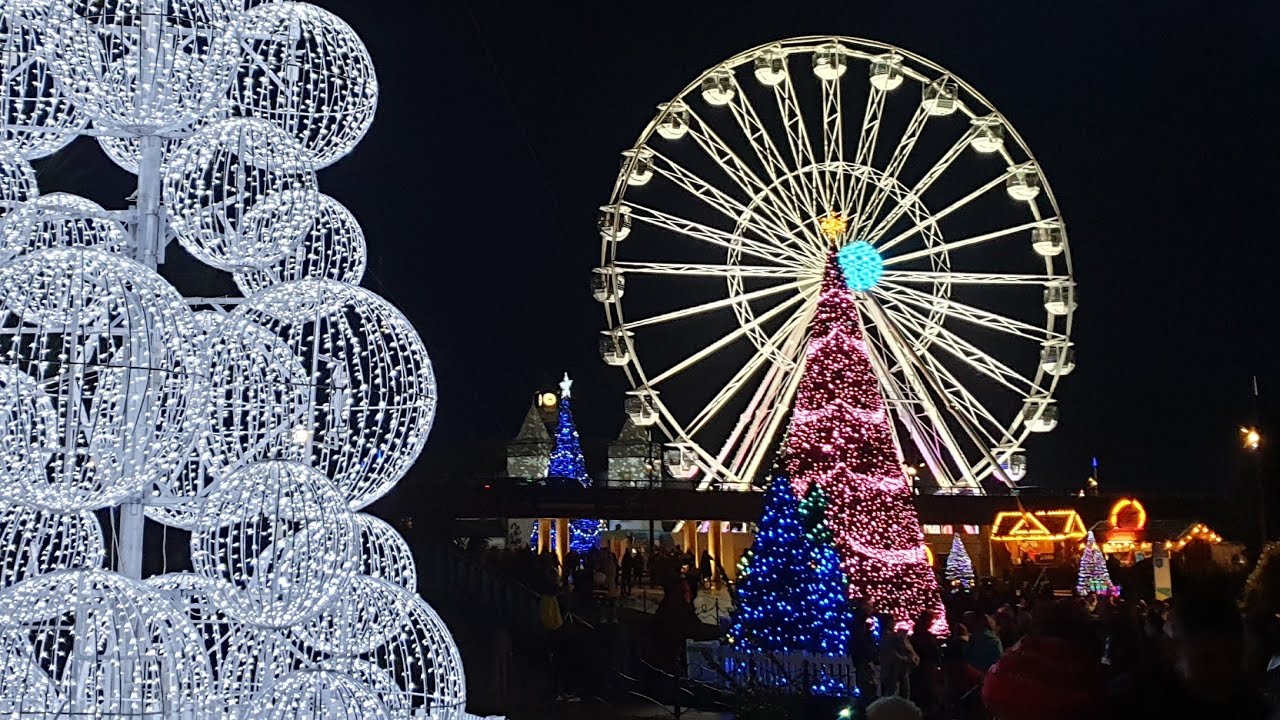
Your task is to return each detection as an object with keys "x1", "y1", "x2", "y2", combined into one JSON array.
[
  {"x1": 233, "y1": 193, "x2": 369, "y2": 295},
  {"x1": 231, "y1": 1, "x2": 380, "y2": 169},
  {"x1": 0, "y1": 193, "x2": 128, "y2": 264},
  {"x1": 353, "y1": 513, "x2": 419, "y2": 591},
  {"x1": 0, "y1": 500, "x2": 103, "y2": 589},
  {"x1": 784, "y1": 255, "x2": 947, "y2": 635},
  {"x1": 164, "y1": 117, "x2": 320, "y2": 271},
  {"x1": 246, "y1": 669, "x2": 392, "y2": 720},
  {"x1": 0, "y1": 2, "x2": 87, "y2": 158},
  {"x1": 0, "y1": 145, "x2": 36, "y2": 222},
  {"x1": 97, "y1": 107, "x2": 228, "y2": 175}
]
